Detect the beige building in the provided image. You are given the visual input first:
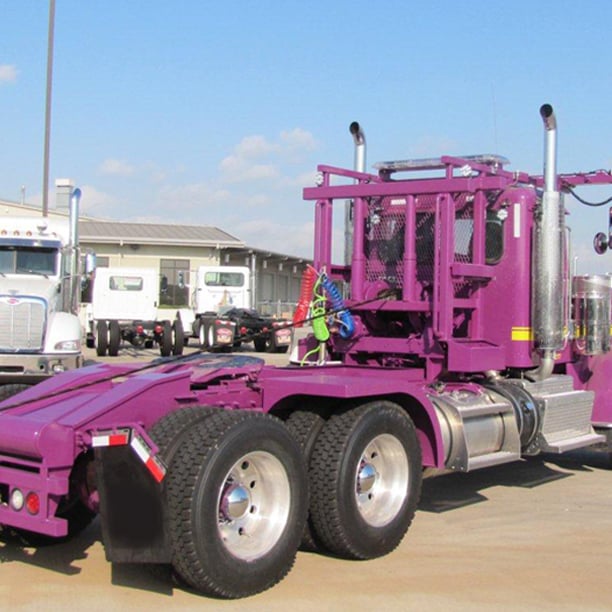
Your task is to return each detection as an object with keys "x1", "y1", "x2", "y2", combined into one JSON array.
[{"x1": 0, "y1": 186, "x2": 310, "y2": 318}]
